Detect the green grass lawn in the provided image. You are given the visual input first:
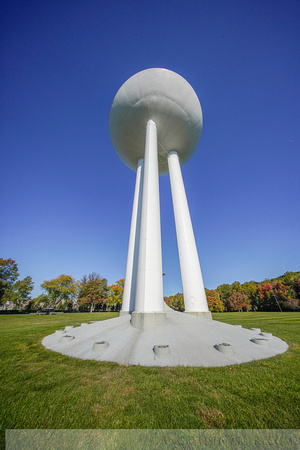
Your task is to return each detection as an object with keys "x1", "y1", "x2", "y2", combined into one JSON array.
[{"x1": 1, "y1": 312, "x2": 299, "y2": 447}]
